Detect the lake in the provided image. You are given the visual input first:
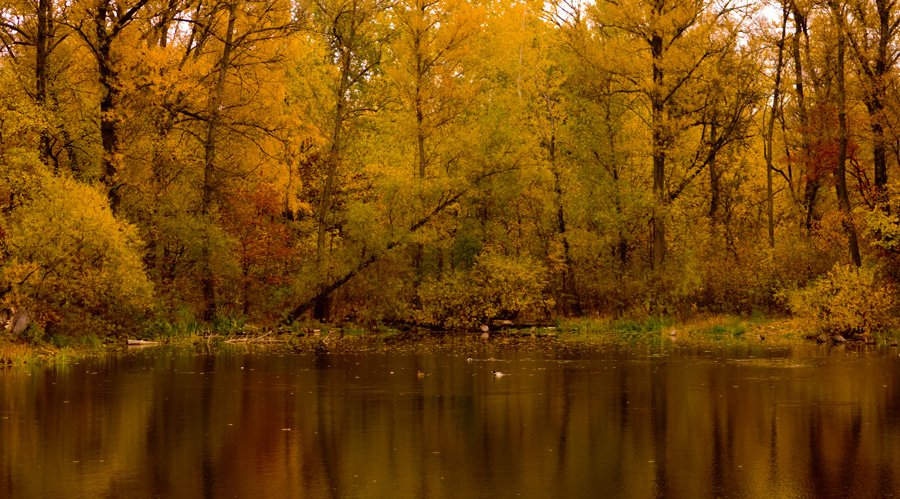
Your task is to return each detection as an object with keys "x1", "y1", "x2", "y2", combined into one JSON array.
[{"x1": 1, "y1": 338, "x2": 899, "y2": 498}]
